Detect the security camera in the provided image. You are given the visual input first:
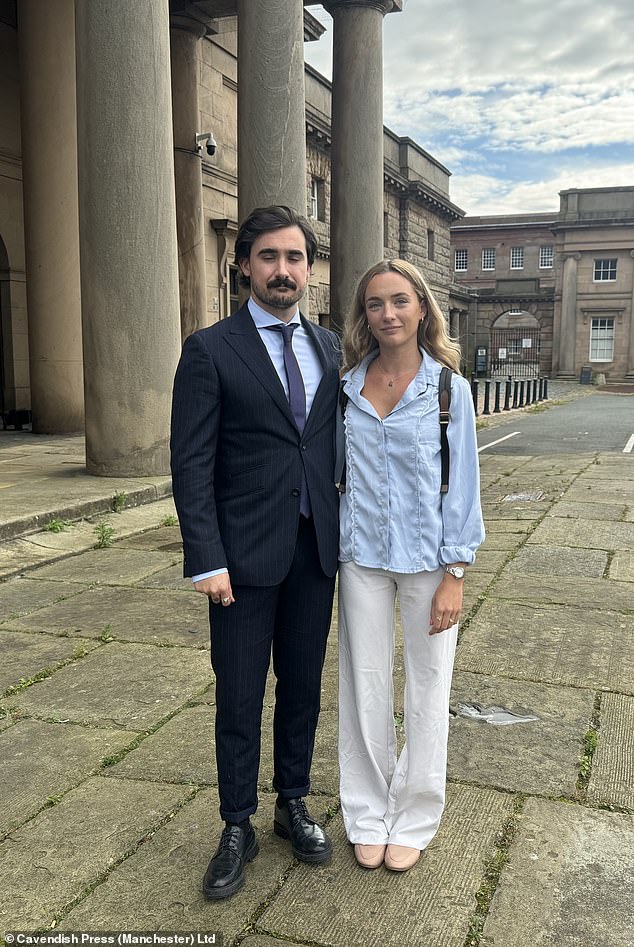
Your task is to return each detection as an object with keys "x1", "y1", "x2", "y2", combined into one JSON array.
[{"x1": 195, "y1": 131, "x2": 217, "y2": 157}]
